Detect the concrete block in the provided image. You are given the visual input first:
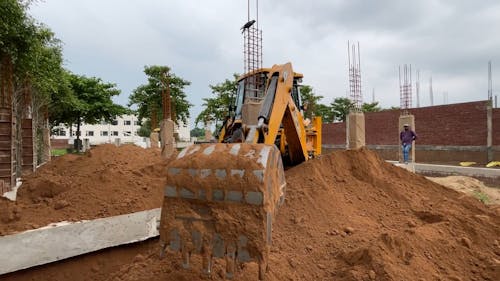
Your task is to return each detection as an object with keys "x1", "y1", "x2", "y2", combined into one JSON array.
[{"x1": 0, "y1": 208, "x2": 161, "y2": 275}]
